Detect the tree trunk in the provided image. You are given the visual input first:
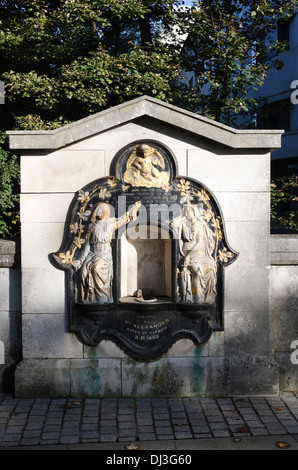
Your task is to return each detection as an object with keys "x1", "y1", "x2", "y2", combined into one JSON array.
[{"x1": 139, "y1": 14, "x2": 152, "y2": 46}]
